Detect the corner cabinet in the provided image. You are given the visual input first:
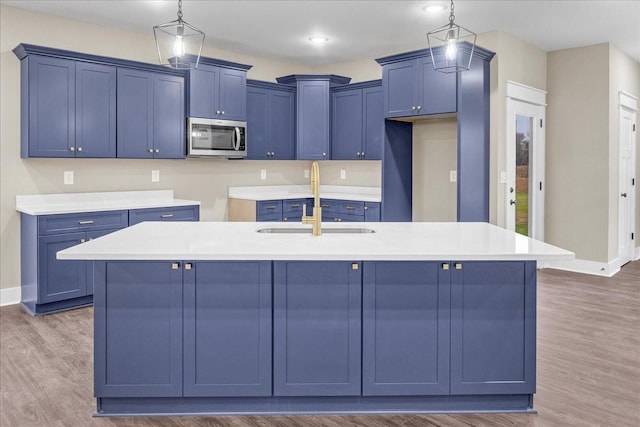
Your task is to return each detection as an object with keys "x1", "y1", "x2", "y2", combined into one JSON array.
[
  {"x1": 276, "y1": 74, "x2": 351, "y2": 160},
  {"x1": 246, "y1": 80, "x2": 295, "y2": 160},
  {"x1": 186, "y1": 57, "x2": 252, "y2": 121},
  {"x1": 331, "y1": 81, "x2": 383, "y2": 160},
  {"x1": 117, "y1": 69, "x2": 185, "y2": 159}
]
